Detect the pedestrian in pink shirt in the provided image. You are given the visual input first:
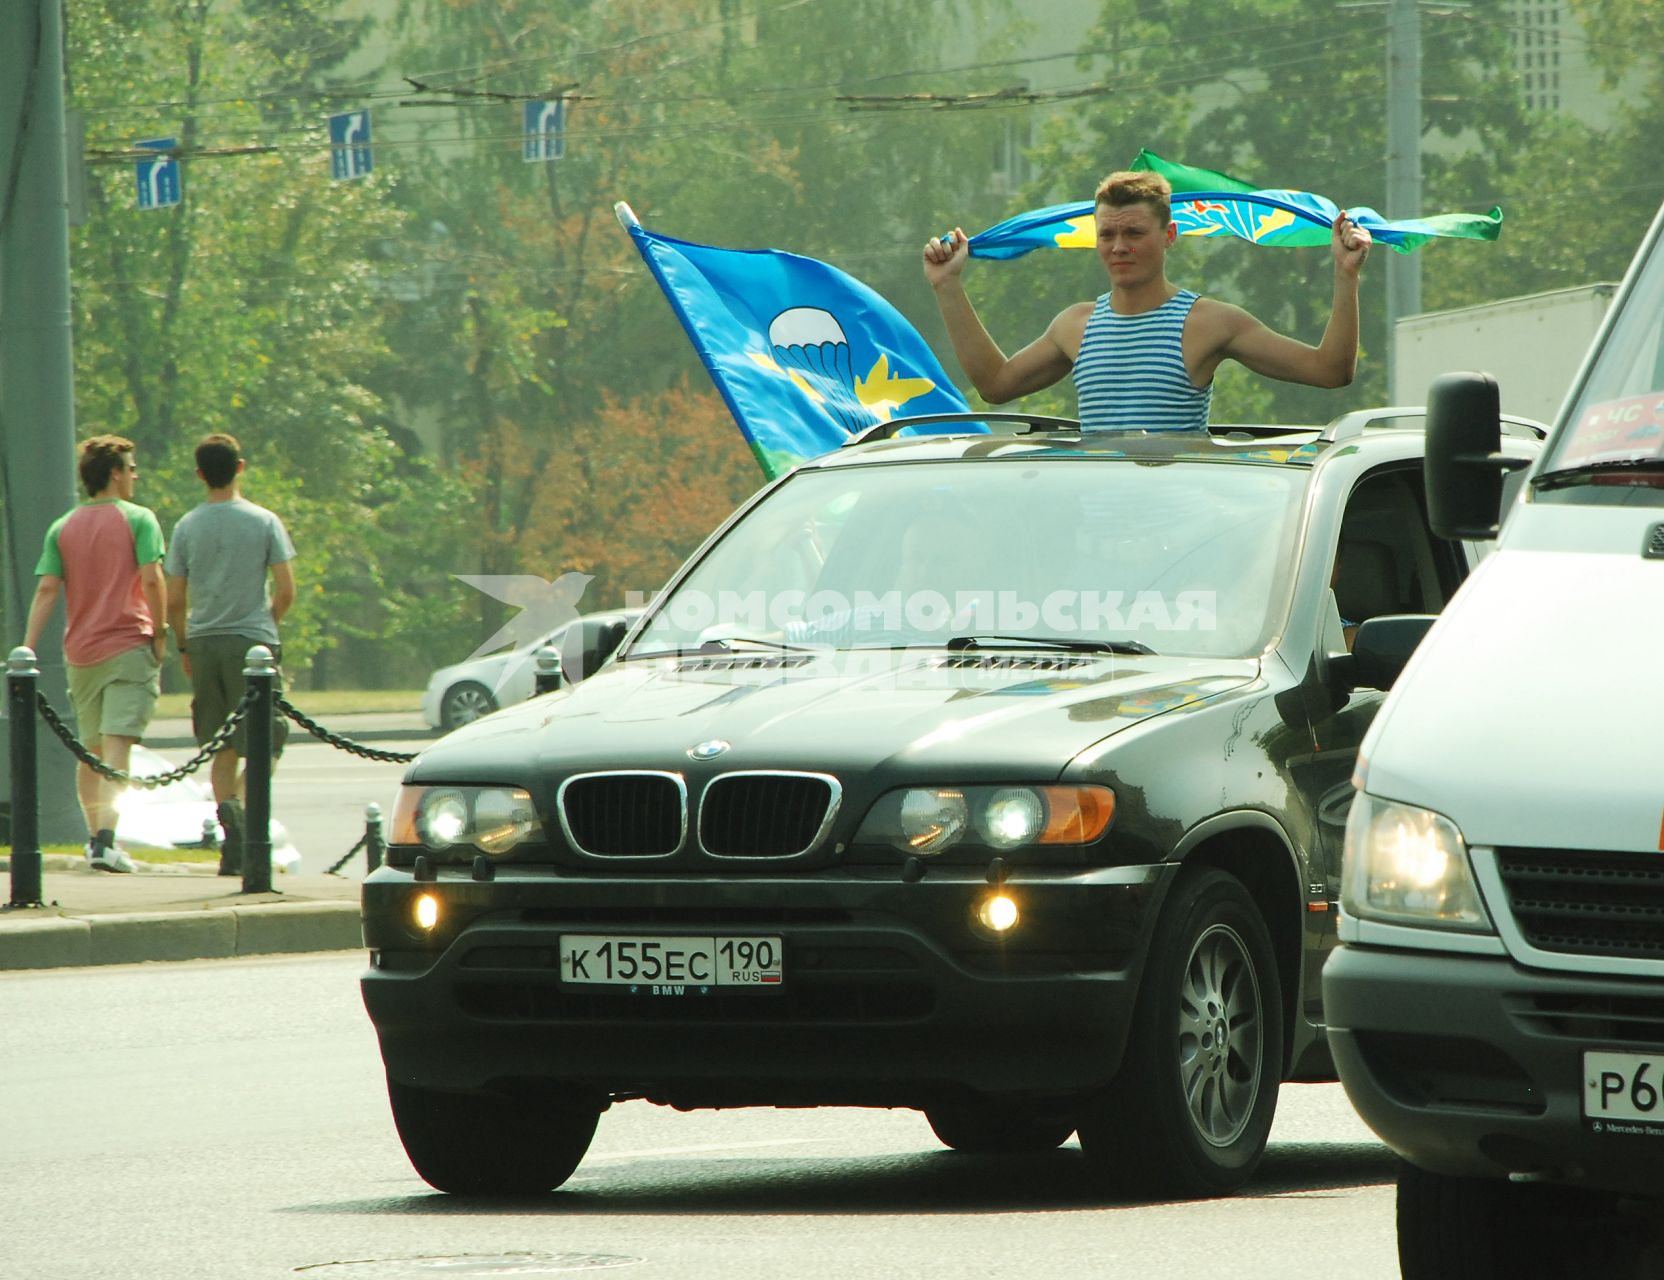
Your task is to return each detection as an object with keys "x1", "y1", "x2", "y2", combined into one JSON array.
[{"x1": 24, "y1": 436, "x2": 168, "y2": 872}]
